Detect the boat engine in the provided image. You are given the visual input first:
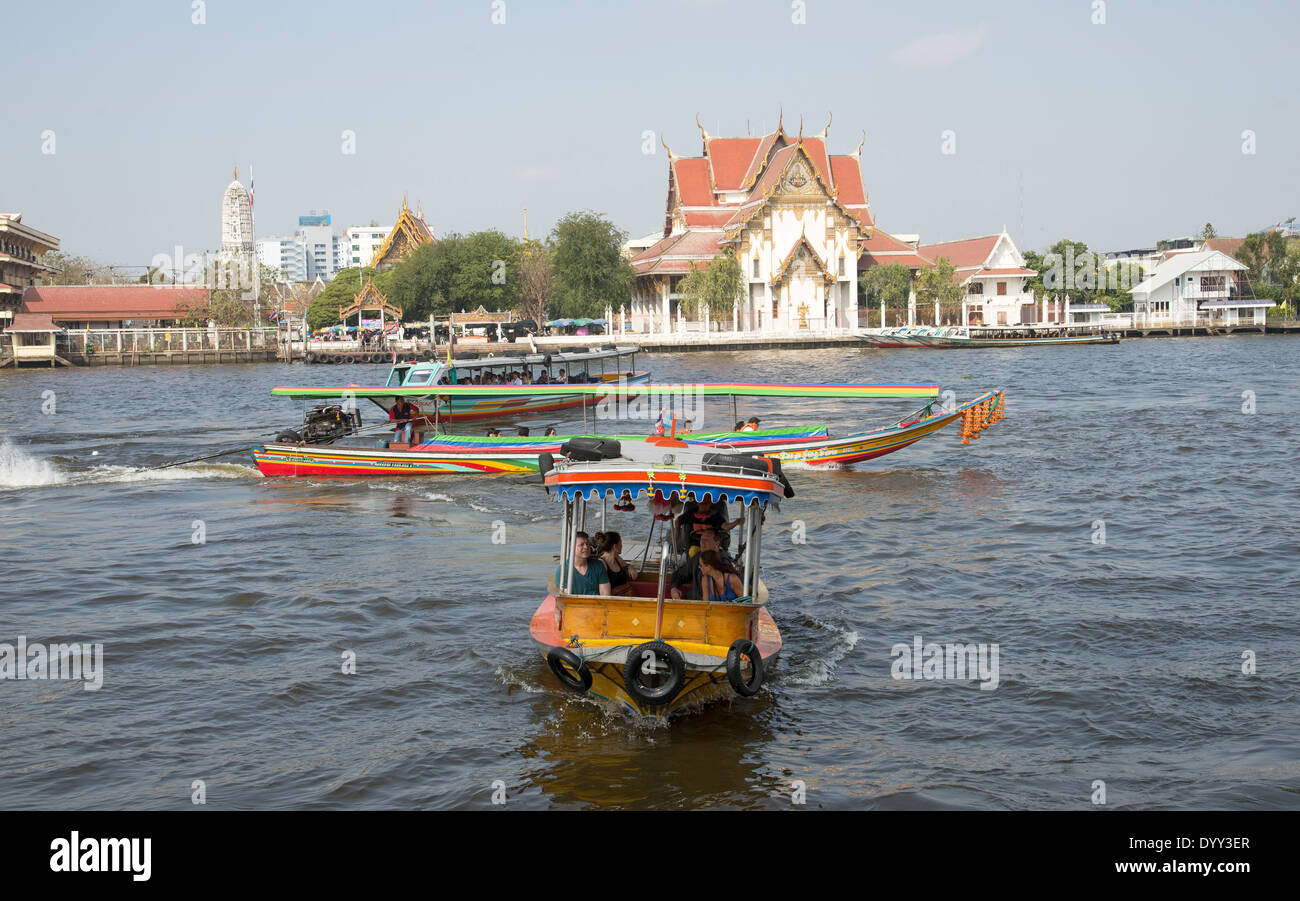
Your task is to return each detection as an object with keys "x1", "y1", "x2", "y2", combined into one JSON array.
[{"x1": 277, "y1": 404, "x2": 362, "y2": 445}]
